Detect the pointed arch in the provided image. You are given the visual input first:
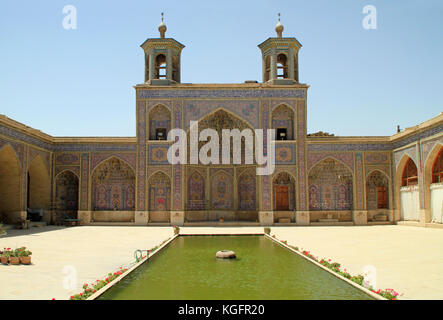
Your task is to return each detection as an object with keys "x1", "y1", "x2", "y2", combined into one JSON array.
[
  {"x1": 401, "y1": 158, "x2": 418, "y2": 187},
  {"x1": 272, "y1": 171, "x2": 296, "y2": 211},
  {"x1": 155, "y1": 53, "x2": 167, "y2": 79},
  {"x1": 28, "y1": 154, "x2": 51, "y2": 219},
  {"x1": 55, "y1": 168, "x2": 80, "y2": 180},
  {"x1": 366, "y1": 170, "x2": 390, "y2": 210},
  {"x1": 423, "y1": 143, "x2": 443, "y2": 223},
  {"x1": 308, "y1": 158, "x2": 353, "y2": 211},
  {"x1": 271, "y1": 104, "x2": 294, "y2": 140},
  {"x1": 92, "y1": 154, "x2": 136, "y2": 174},
  {"x1": 276, "y1": 53, "x2": 288, "y2": 79},
  {"x1": 0, "y1": 144, "x2": 21, "y2": 223},
  {"x1": 55, "y1": 170, "x2": 79, "y2": 216},
  {"x1": 395, "y1": 154, "x2": 420, "y2": 221},
  {"x1": 187, "y1": 107, "x2": 255, "y2": 133},
  {"x1": 308, "y1": 155, "x2": 354, "y2": 175},
  {"x1": 148, "y1": 171, "x2": 171, "y2": 211},
  {"x1": 148, "y1": 104, "x2": 172, "y2": 140},
  {"x1": 188, "y1": 108, "x2": 255, "y2": 165},
  {"x1": 91, "y1": 157, "x2": 135, "y2": 211}
]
